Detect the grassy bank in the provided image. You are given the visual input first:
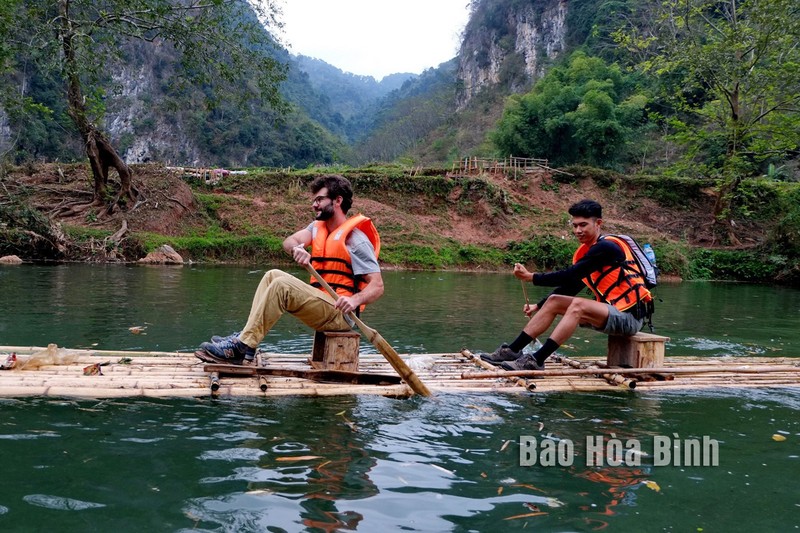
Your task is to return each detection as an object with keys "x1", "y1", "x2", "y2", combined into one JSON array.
[
  {"x1": 2, "y1": 163, "x2": 798, "y2": 285},
  {"x1": 128, "y1": 232, "x2": 789, "y2": 283}
]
